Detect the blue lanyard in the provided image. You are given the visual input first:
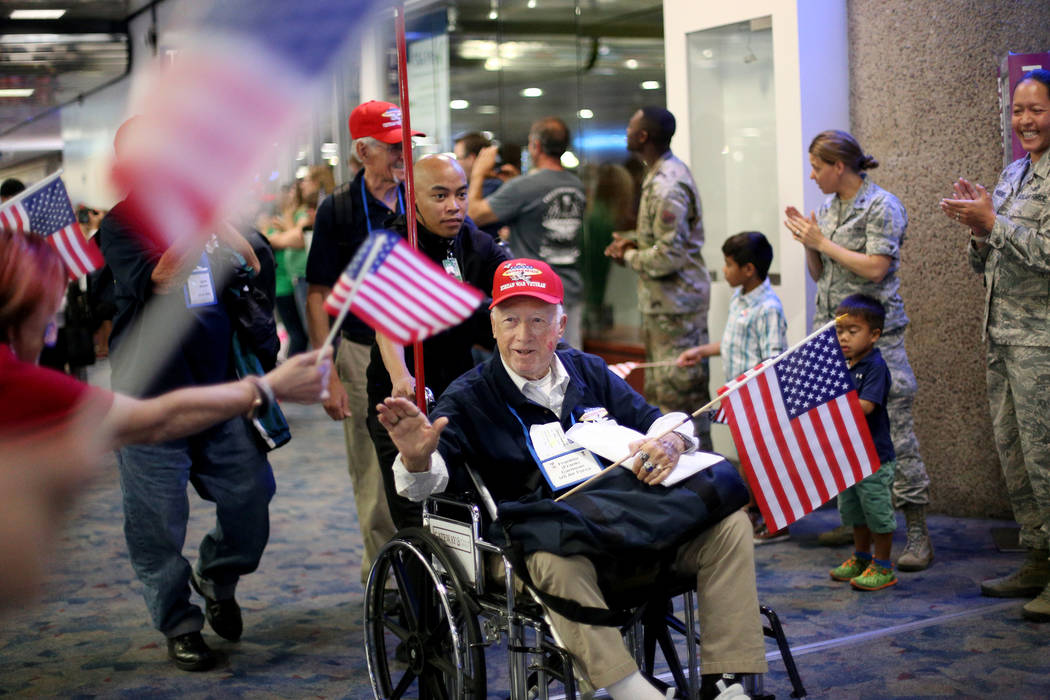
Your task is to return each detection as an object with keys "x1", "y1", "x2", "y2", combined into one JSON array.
[
  {"x1": 360, "y1": 178, "x2": 405, "y2": 234},
  {"x1": 506, "y1": 402, "x2": 579, "y2": 472}
]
